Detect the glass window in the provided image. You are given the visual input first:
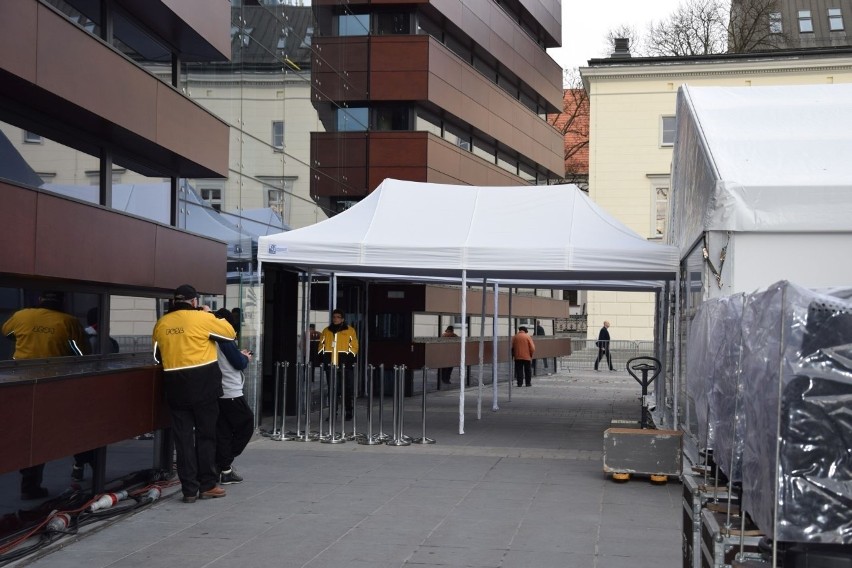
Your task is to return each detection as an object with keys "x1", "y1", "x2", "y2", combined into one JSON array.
[
  {"x1": 798, "y1": 10, "x2": 814, "y2": 33},
  {"x1": 769, "y1": 12, "x2": 783, "y2": 34},
  {"x1": 829, "y1": 8, "x2": 845, "y2": 31},
  {"x1": 375, "y1": 106, "x2": 410, "y2": 130},
  {"x1": 655, "y1": 186, "x2": 669, "y2": 239},
  {"x1": 376, "y1": 12, "x2": 409, "y2": 35},
  {"x1": 496, "y1": 151, "x2": 517, "y2": 174},
  {"x1": 339, "y1": 14, "x2": 370, "y2": 36},
  {"x1": 660, "y1": 116, "x2": 676, "y2": 147},
  {"x1": 445, "y1": 34, "x2": 471, "y2": 63},
  {"x1": 416, "y1": 13, "x2": 441, "y2": 40},
  {"x1": 415, "y1": 110, "x2": 442, "y2": 136},
  {"x1": 471, "y1": 137, "x2": 495, "y2": 162},
  {"x1": 24, "y1": 131, "x2": 43, "y2": 144},
  {"x1": 272, "y1": 120, "x2": 284, "y2": 150},
  {"x1": 336, "y1": 107, "x2": 369, "y2": 132},
  {"x1": 200, "y1": 187, "x2": 223, "y2": 211},
  {"x1": 265, "y1": 187, "x2": 288, "y2": 222},
  {"x1": 444, "y1": 123, "x2": 470, "y2": 151},
  {"x1": 518, "y1": 161, "x2": 536, "y2": 183}
]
